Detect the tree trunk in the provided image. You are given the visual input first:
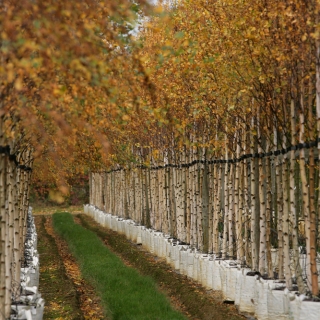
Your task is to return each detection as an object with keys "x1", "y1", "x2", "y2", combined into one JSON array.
[
  {"x1": 228, "y1": 162, "x2": 234, "y2": 258},
  {"x1": 223, "y1": 159, "x2": 229, "y2": 259},
  {"x1": 258, "y1": 136, "x2": 267, "y2": 275},
  {"x1": 213, "y1": 161, "x2": 221, "y2": 255},
  {"x1": 250, "y1": 142, "x2": 259, "y2": 270},
  {"x1": 202, "y1": 160, "x2": 209, "y2": 253},
  {"x1": 282, "y1": 151, "x2": 292, "y2": 289},
  {"x1": 308, "y1": 77, "x2": 319, "y2": 296},
  {"x1": 0, "y1": 118, "x2": 8, "y2": 318},
  {"x1": 265, "y1": 155, "x2": 273, "y2": 277},
  {"x1": 299, "y1": 80, "x2": 312, "y2": 293}
]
